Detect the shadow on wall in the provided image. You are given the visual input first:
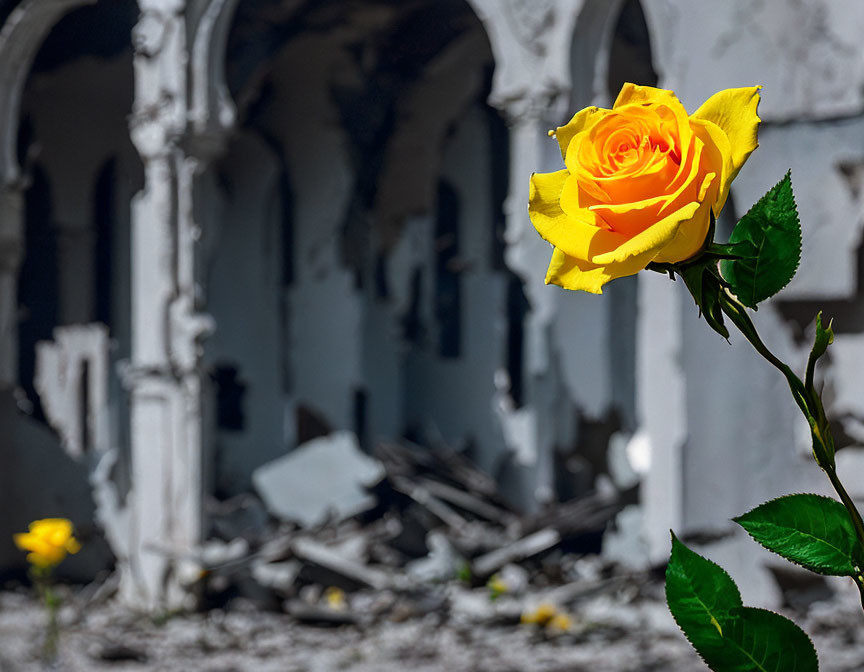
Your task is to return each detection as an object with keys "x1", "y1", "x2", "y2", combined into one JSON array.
[{"x1": 0, "y1": 390, "x2": 113, "y2": 582}]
